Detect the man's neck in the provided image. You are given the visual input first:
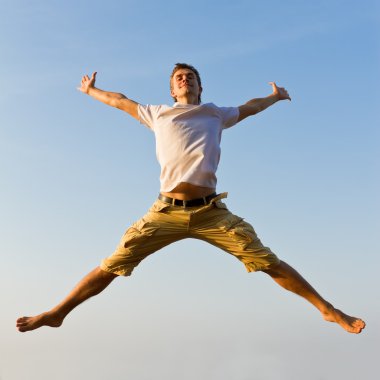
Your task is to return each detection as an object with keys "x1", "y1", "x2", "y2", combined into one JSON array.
[{"x1": 175, "y1": 95, "x2": 199, "y2": 105}]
